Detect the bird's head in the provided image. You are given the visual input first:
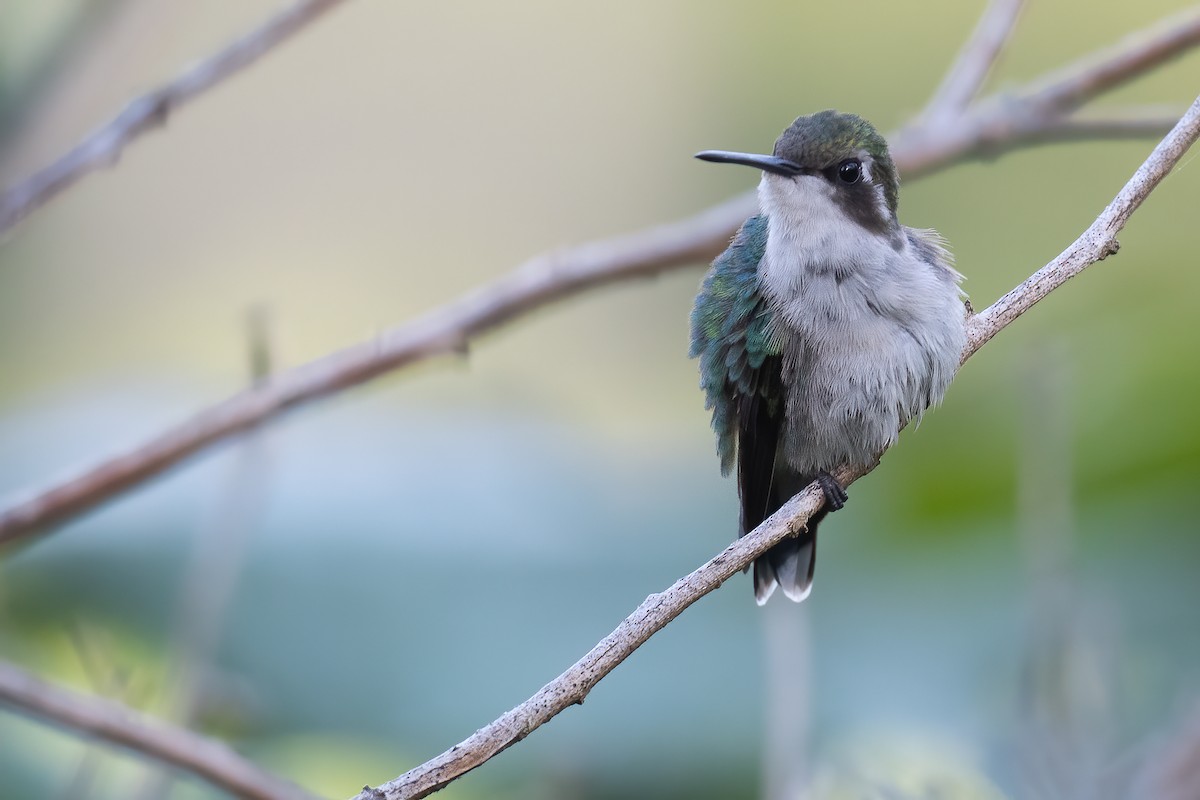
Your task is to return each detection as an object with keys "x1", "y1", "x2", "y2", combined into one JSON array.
[{"x1": 697, "y1": 110, "x2": 899, "y2": 236}]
